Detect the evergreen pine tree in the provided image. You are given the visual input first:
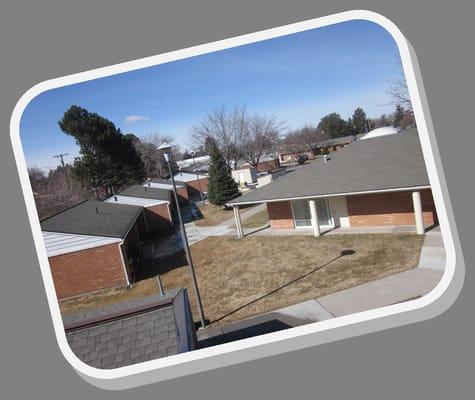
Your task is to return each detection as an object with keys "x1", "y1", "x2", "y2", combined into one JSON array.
[
  {"x1": 58, "y1": 105, "x2": 145, "y2": 195},
  {"x1": 351, "y1": 107, "x2": 368, "y2": 134},
  {"x1": 205, "y1": 137, "x2": 239, "y2": 206}
]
